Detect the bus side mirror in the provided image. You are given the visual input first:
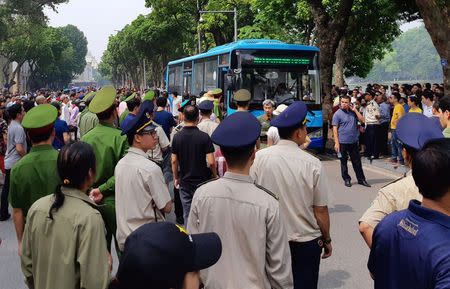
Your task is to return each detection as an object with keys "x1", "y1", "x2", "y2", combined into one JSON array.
[{"x1": 225, "y1": 71, "x2": 236, "y2": 91}]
